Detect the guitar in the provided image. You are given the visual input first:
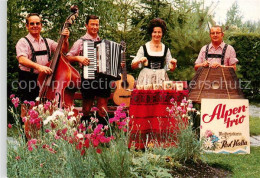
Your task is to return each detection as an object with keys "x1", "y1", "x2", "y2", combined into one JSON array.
[{"x1": 113, "y1": 41, "x2": 135, "y2": 107}]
